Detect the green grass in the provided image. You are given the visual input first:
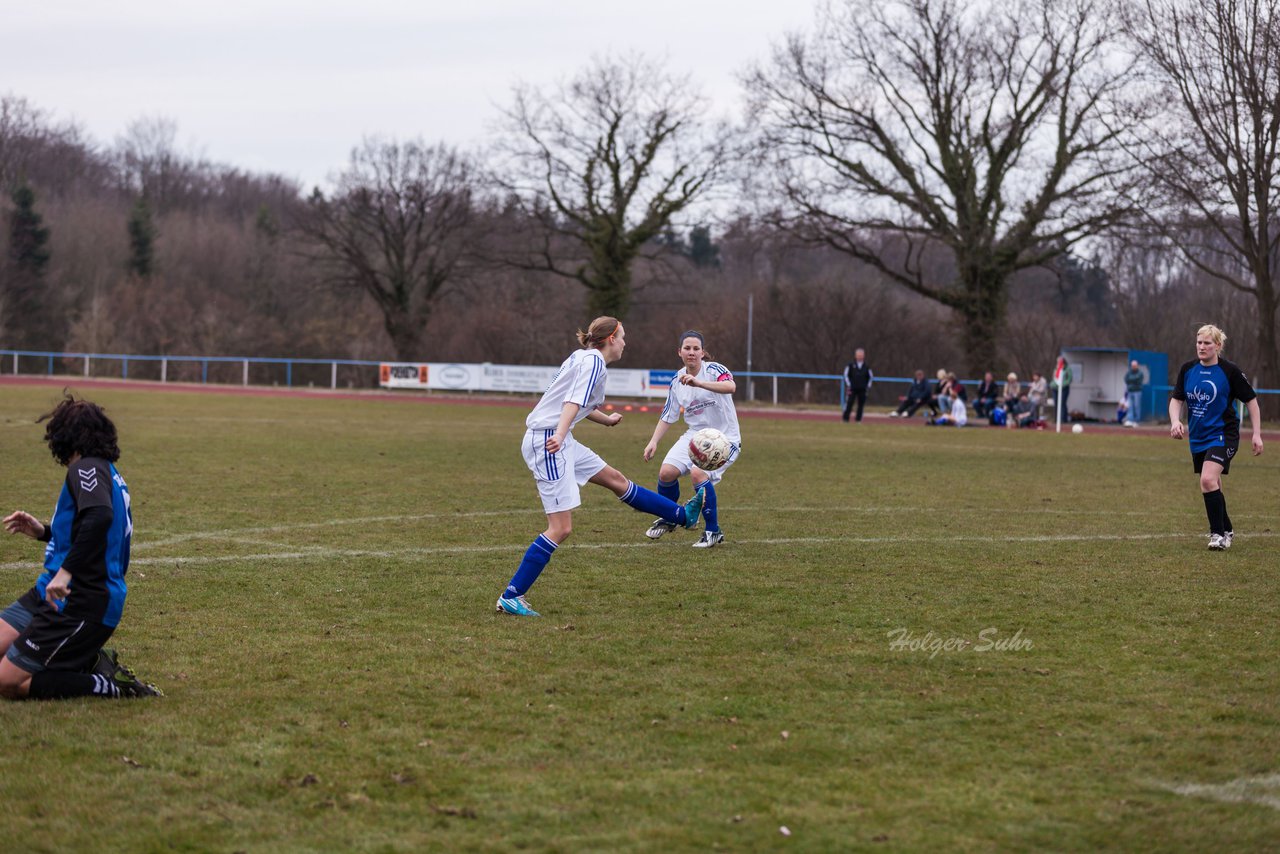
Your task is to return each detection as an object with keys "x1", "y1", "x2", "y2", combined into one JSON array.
[{"x1": 0, "y1": 384, "x2": 1277, "y2": 852}]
